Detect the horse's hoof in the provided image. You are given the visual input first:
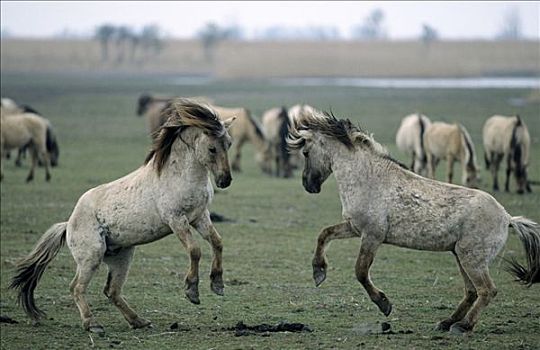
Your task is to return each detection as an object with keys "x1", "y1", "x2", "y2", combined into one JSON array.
[
  {"x1": 45, "y1": 174, "x2": 51, "y2": 182},
  {"x1": 449, "y1": 321, "x2": 472, "y2": 335},
  {"x1": 434, "y1": 320, "x2": 453, "y2": 332},
  {"x1": 375, "y1": 293, "x2": 392, "y2": 317},
  {"x1": 313, "y1": 266, "x2": 326, "y2": 287},
  {"x1": 185, "y1": 289, "x2": 200, "y2": 305},
  {"x1": 26, "y1": 175, "x2": 34, "y2": 182},
  {"x1": 211, "y1": 282, "x2": 224, "y2": 296},
  {"x1": 131, "y1": 318, "x2": 152, "y2": 329}
]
